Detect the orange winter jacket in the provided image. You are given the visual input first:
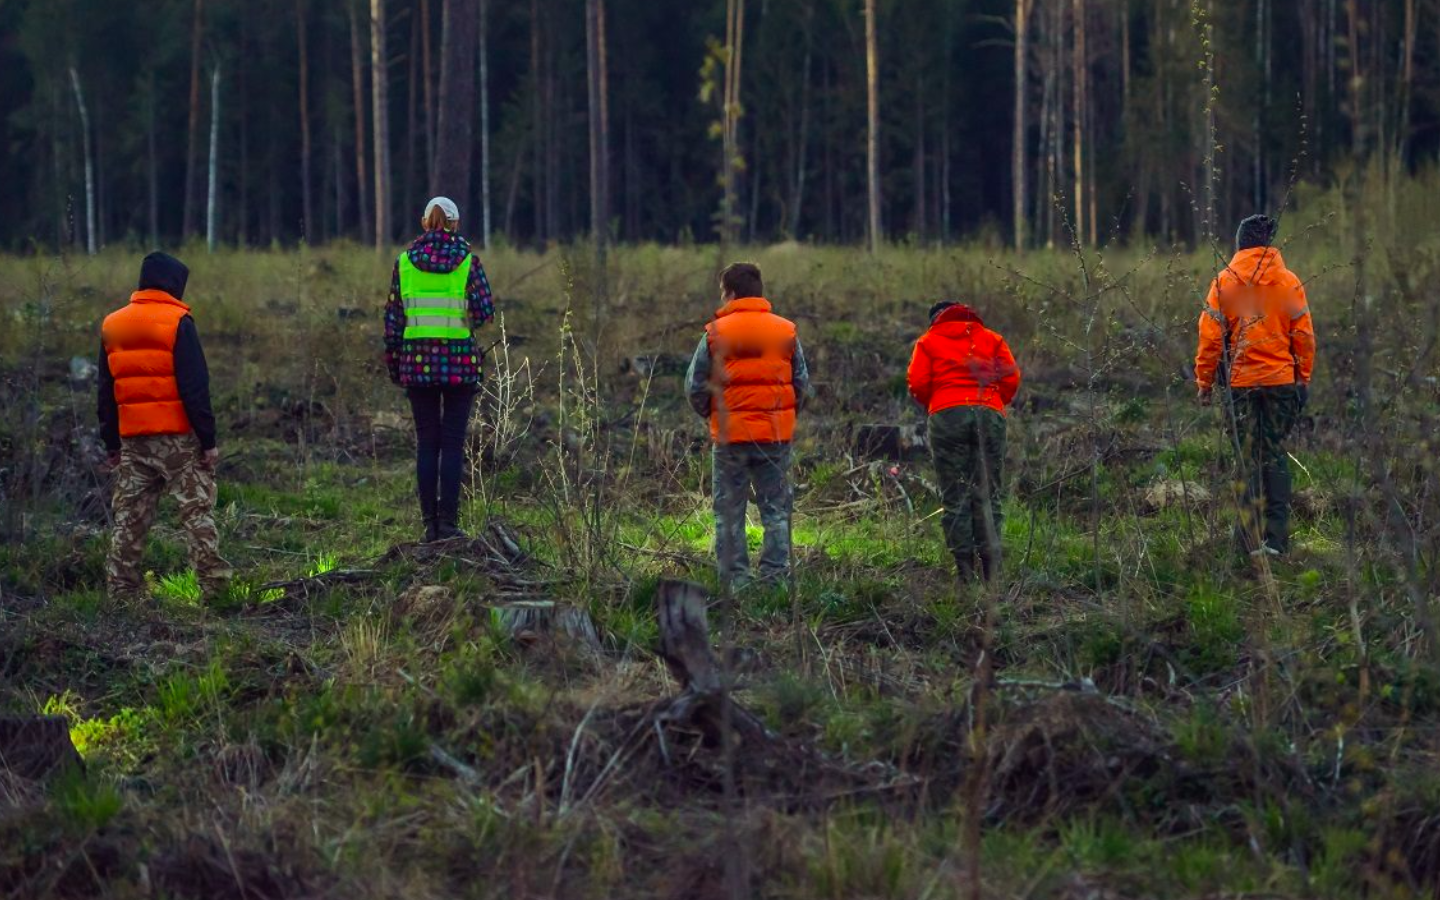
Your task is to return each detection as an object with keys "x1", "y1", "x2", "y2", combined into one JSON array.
[
  {"x1": 101, "y1": 290, "x2": 194, "y2": 438},
  {"x1": 705, "y1": 297, "x2": 799, "y2": 445},
  {"x1": 907, "y1": 305, "x2": 1021, "y2": 415},
  {"x1": 1195, "y1": 247, "x2": 1315, "y2": 390}
]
